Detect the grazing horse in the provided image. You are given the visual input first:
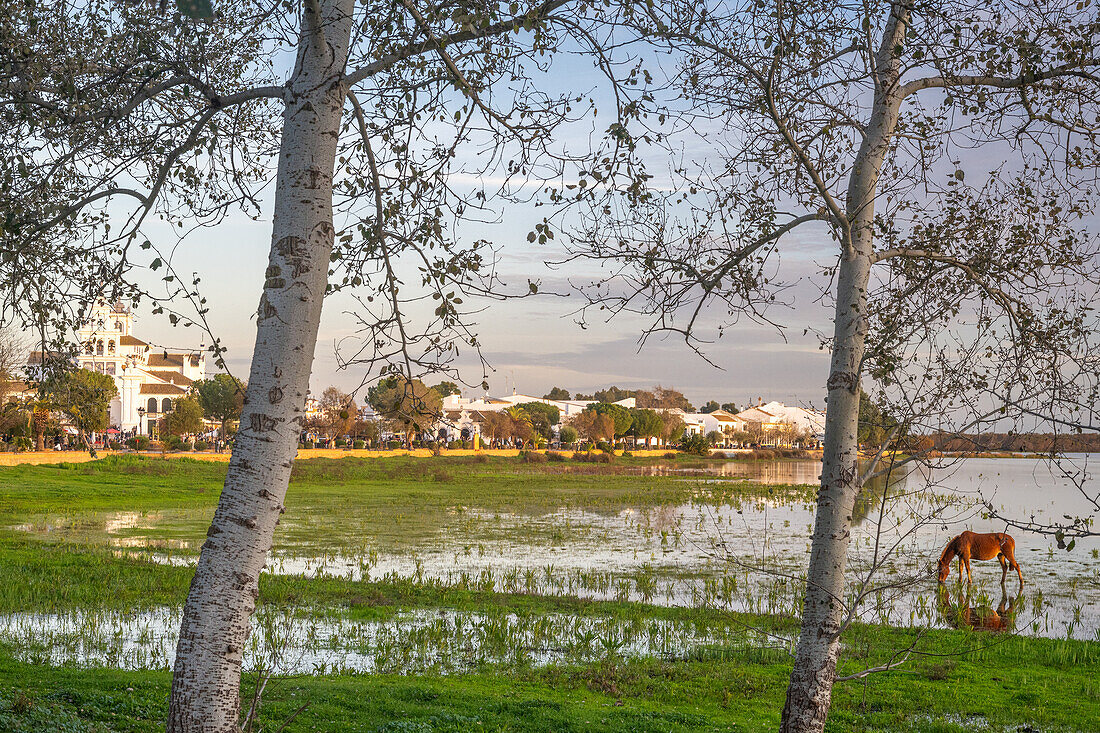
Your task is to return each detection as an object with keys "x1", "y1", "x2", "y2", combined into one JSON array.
[
  {"x1": 937, "y1": 583, "x2": 1018, "y2": 633},
  {"x1": 937, "y1": 531, "x2": 1023, "y2": 585}
]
